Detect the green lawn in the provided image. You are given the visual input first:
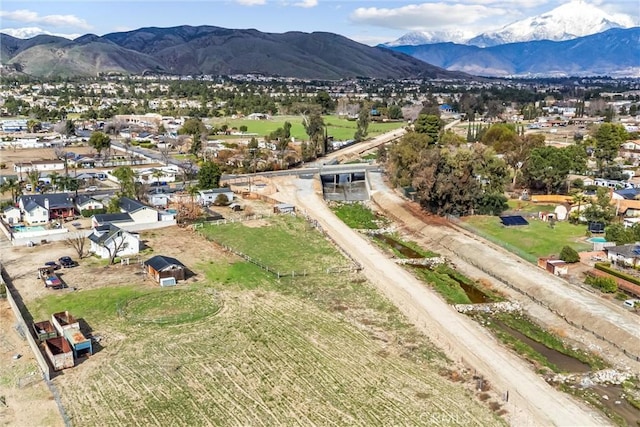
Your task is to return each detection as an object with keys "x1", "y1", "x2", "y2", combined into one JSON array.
[
  {"x1": 506, "y1": 200, "x2": 557, "y2": 214},
  {"x1": 462, "y1": 215, "x2": 591, "y2": 260},
  {"x1": 206, "y1": 115, "x2": 405, "y2": 141},
  {"x1": 198, "y1": 215, "x2": 354, "y2": 274}
]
